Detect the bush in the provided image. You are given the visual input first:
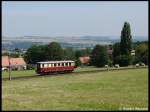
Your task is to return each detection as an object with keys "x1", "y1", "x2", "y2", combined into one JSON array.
[
  {"x1": 108, "y1": 60, "x2": 113, "y2": 67},
  {"x1": 26, "y1": 64, "x2": 36, "y2": 70},
  {"x1": 75, "y1": 59, "x2": 82, "y2": 67},
  {"x1": 90, "y1": 45, "x2": 108, "y2": 67},
  {"x1": 118, "y1": 55, "x2": 131, "y2": 67}
]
